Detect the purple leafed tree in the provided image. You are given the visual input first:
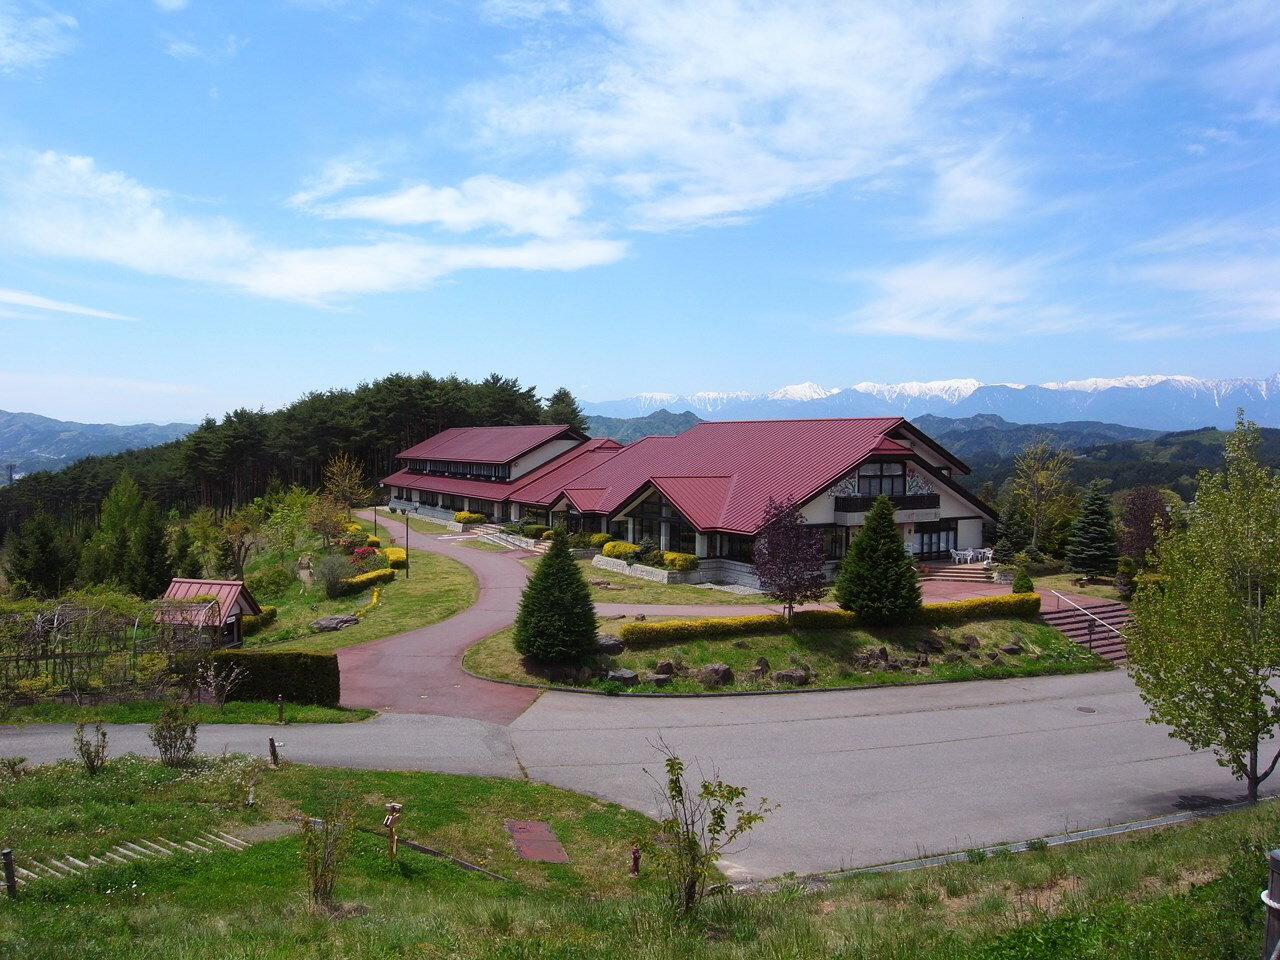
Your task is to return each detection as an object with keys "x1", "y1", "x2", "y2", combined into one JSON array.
[
  {"x1": 1119, "y1": 485, "x2": 1173, "y2": 566},
  {"x1": 753, "y1": 498, "x2": 829, "y2": 619}
]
